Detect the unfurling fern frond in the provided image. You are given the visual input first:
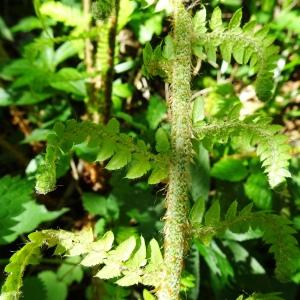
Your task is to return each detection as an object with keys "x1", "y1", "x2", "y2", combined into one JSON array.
[
  {"x1": 192, "y1": 7, "x2": 279, "y2": 101},
  {"x1": 192, "y1": 201, "x2": 300, "y2": 282},
  {"x1": 0, "y1": 228, "x2": 163, "y2": 300},
  {"x1": 92, "y1": 0, "x2": 115, "y2": 21},
  {"x1": 35, "y1": 119, "x2": 170, "y2": 194},
  {"x1": 194, "y1": 115, "x2": 291, "y2": 188}
]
